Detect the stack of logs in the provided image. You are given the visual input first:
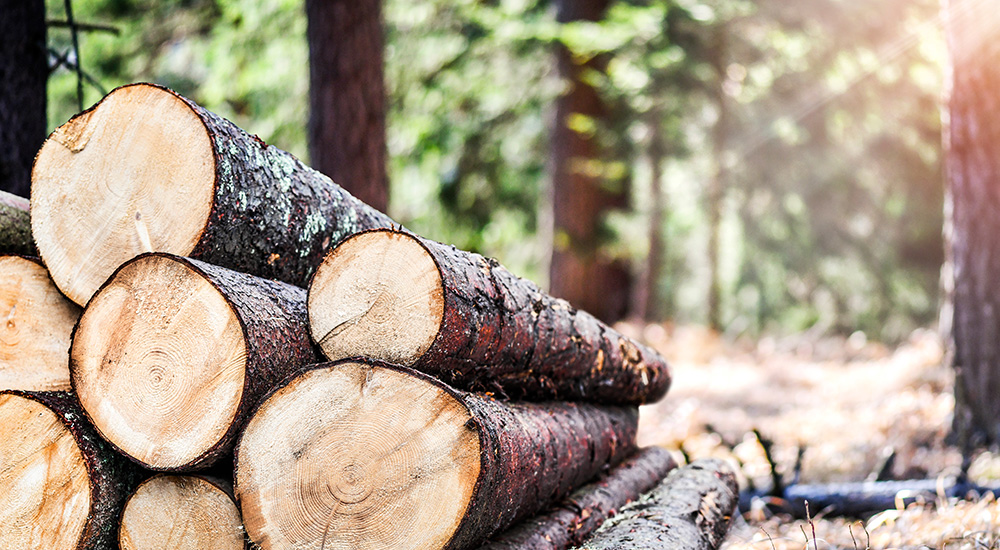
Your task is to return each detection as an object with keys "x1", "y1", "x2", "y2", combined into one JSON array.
[{"x1": 0, "y1": 83, "x2": 738, "y2": 550}]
